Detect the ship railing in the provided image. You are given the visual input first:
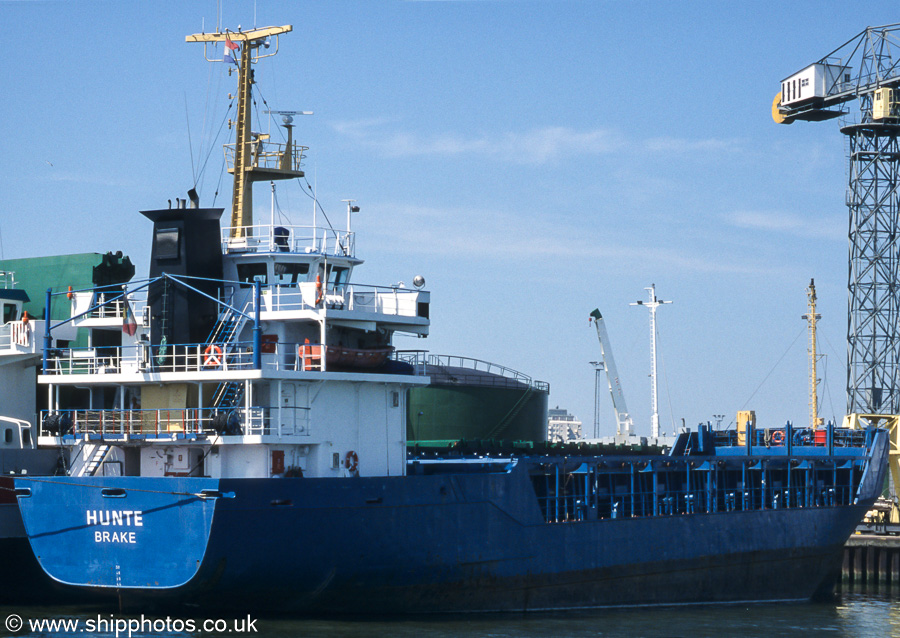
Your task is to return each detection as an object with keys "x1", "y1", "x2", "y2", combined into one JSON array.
[
  {"x1": 44, "y1": 341, "x2": 258, "y2": 375},
  {"x1": 222, "y1": 224, "x2": 355, "y2": 258},
  {"x1": 38, "y1": 406, "x2": 309, "y2": 439},
  {"x1": 224, "y1": 139, "x2": 308, "y2": 174},
  {"x1": 264, "y1": 342, "x2": 428, "y2": 376},
  {"x1": 0, "y1": 320, "x2": 40, "y2": 354},
  {"x1": 74, "y1": 290, "x2": 148, "y2": 320},
  {"x1": 425, "y1": 354, "x2": 550, "y2": 392},
  {"x1": 260, "y1": 282, "x2": 426, "y2": 319},
  {"x1": 711, "y1": 426, "x2": 868, "y2": 449},
  {"x1": 394, "y1": 350, "x2": 429, "y2": 368},
  {"x1": 0, "y1": 271, "x2": 16, "y2": 289},
  {"x1": 531, "y1": 458, "x2": 862, "y2": 523},
  {"x1": 43, "y1": 341, "x2": 427, "y2": 377}
]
